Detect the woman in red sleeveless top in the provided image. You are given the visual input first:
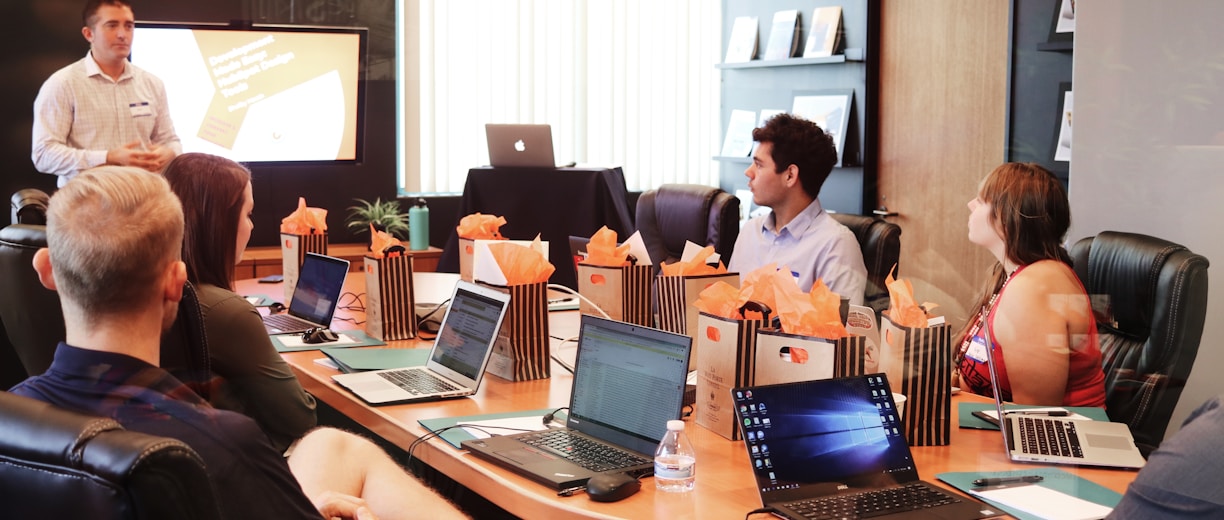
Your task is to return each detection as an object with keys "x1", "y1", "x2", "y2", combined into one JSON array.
[{"x1": 954, "y1": 163, "x2": 1106, "y2": 408}]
